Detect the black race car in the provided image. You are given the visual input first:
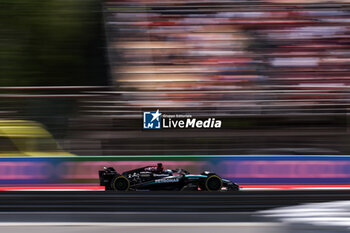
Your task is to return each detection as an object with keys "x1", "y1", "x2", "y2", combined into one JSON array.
[{"x1": 98, "y1": 163, "x2": 240, "y2": 191}]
